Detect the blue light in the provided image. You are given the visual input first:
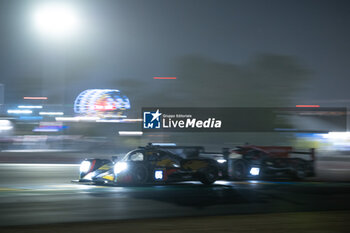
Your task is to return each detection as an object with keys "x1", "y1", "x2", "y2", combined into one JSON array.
[{"x1": 19, "y1": 116, "x2": 43, "y2": 121}]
